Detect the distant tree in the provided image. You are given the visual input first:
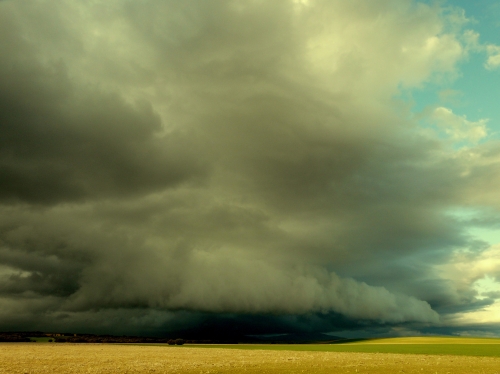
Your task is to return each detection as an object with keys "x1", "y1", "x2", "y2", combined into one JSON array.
[
  {"x1": 167, "y1": 339, "x2": 175, "y2": 345},
  {"x1": 175, "y1": 339, "x2": 185, "y2": 345}
]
